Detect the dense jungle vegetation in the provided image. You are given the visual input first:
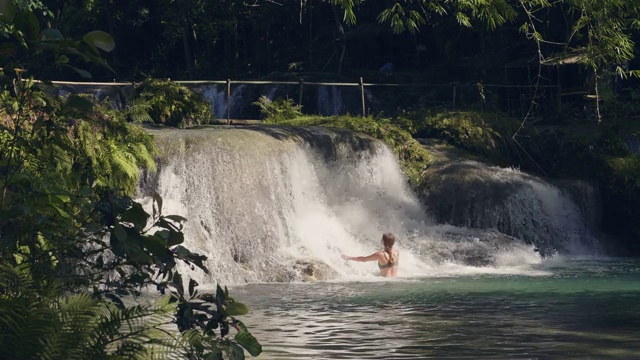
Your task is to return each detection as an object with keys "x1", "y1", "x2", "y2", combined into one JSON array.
[
  {"x1": 2, "y1": 0, "x2": 640, "y2": 357},
  {"x1": 0, "y1": 1, "x2": 260, "y2": 358}
]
